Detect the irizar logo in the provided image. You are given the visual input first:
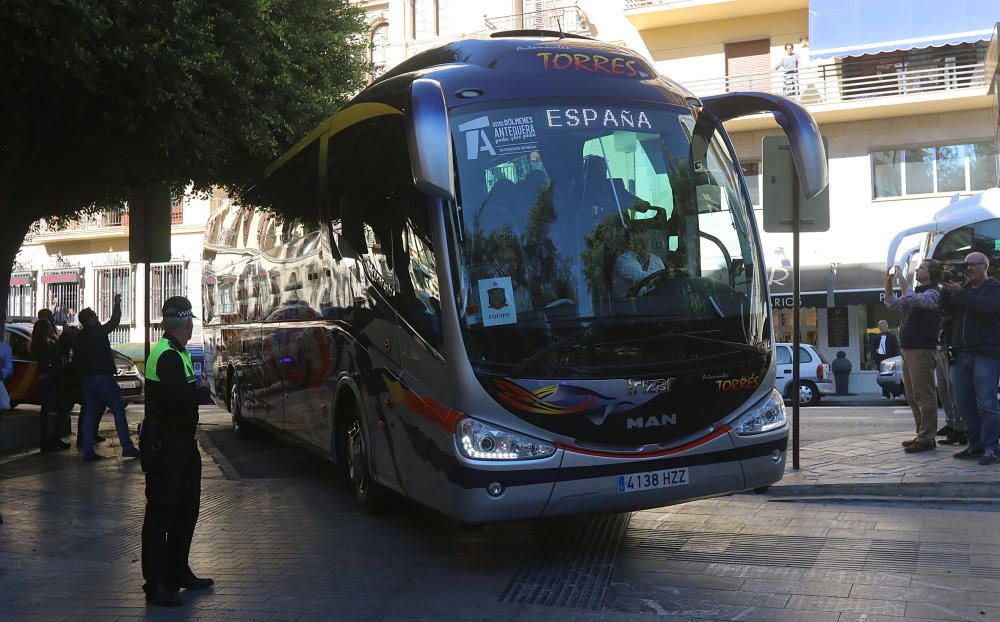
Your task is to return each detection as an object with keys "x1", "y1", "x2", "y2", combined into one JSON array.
[
  {"x1": 627, "y1": 414, "x2": 678, "y2": 429},
  {"x1": 458, "y1": 116, "x2": 496, "y2": 160}
]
